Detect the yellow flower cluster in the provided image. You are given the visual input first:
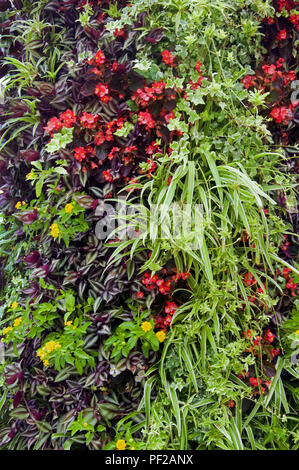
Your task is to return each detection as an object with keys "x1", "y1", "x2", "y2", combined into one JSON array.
[
  {"x1": 50, "y1": 223, "x2": 59, "y2": 238},
  {"x1": 13, "y1": 317, "x2": 22, "y2": 327},
  {"x1": 1, "y1": 315, "x2": 22, "y2": 338},
  {"x1": 156, "y1": 330, "x2": 166, "y2": 342},
  {"x1": 10, "y1": 301, "x2": 19, "y2": 309},
  {"x1": 116, "y1": 439, "x2": 126, "y2": 450},
  {"x1": 65, "y1": 203, "x2": 74, "y2": 214},
  {"x1": 36, "y1": 340, "x2": 61, "y2": 362},
  {"x1": 141, "y1": 321, "x2": 152, "y2": 332},
  {"x1": 15, "y1": 201, "x2": 26, "y2": 210},
  {"x1": 64, "y1": 320, "x2": 77, "y2": 330},
  {"x1": 2, "y1": 326, "x2": 13, "y2": 336}
]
